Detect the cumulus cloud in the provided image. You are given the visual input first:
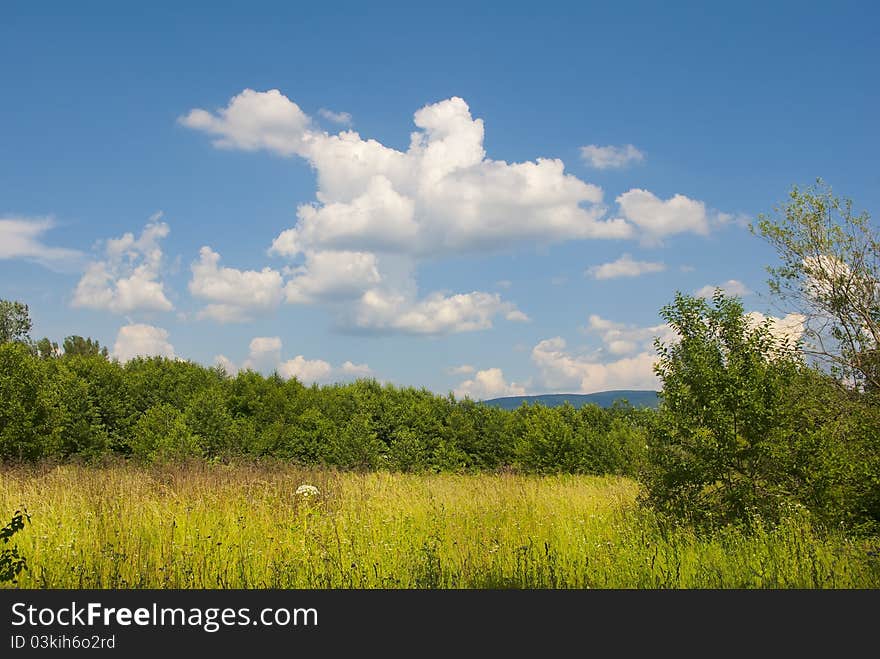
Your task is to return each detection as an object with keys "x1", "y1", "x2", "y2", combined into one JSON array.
[
  {"x1": 284, "y1": 250, "x2": 381, "y2": 304},
  {"x1": 695, "y1": 279, "x2": 752, "y2": 299},
  {"x1": 221, "y1": 336, "x2": 371, "y2": 384},
  {"x1": 112, "y1": 323, "x2": 175, "y2": 362},
  {"x1": 454, "y1": 367, "x2": 526, "y2": 400},
  {"x1": 580, "y1": 144, "x2": 644, "y2": 170},
  {"x1": 181, "y1": 90, "x2": 736, "y2": 333},
  {"x1": 277, "y1": 355, "x2": 333, "y2": 383},
  {"x1": 586, "y1": 253, "x2": 666, "y2": 280},
  {"x1": 178, "y1": 88, "x2": 313, "y2": 156},
  {"x1": 72, "y1": 214, "x2": 173, "y2": 314},
  {"x1": 355, "y1": 289, "x2": 527, "y2": 335},
  {"x1": 531, "y1": 337, "x2": 660, "y2": 393},
  {"x1": 318, "y1": 108, "x2": 353, "y2": 126},
  {"x1": 615, "y1": 189, "x2": 711, "y2": 244},
  {"x1": 586, "y1": 314, "x2": 677, "y2": 356},
  {"x1": 746, "y1": 311, "x2": 806, "y2": 347},
  {"x1": 0, "y1": 216, "x2": 82, "y2": 269},
  {"x1": 189, "y1": 246, "x2": 284, "y2": 322},
  {"x1": 447, "y1": 364, "x2": 476, "y2": 375}
]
